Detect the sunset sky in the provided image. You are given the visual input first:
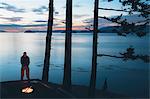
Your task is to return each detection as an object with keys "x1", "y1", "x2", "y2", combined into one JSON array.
[{"x1": 0, "y1": 0, "x2": 130, "y2": 32}]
